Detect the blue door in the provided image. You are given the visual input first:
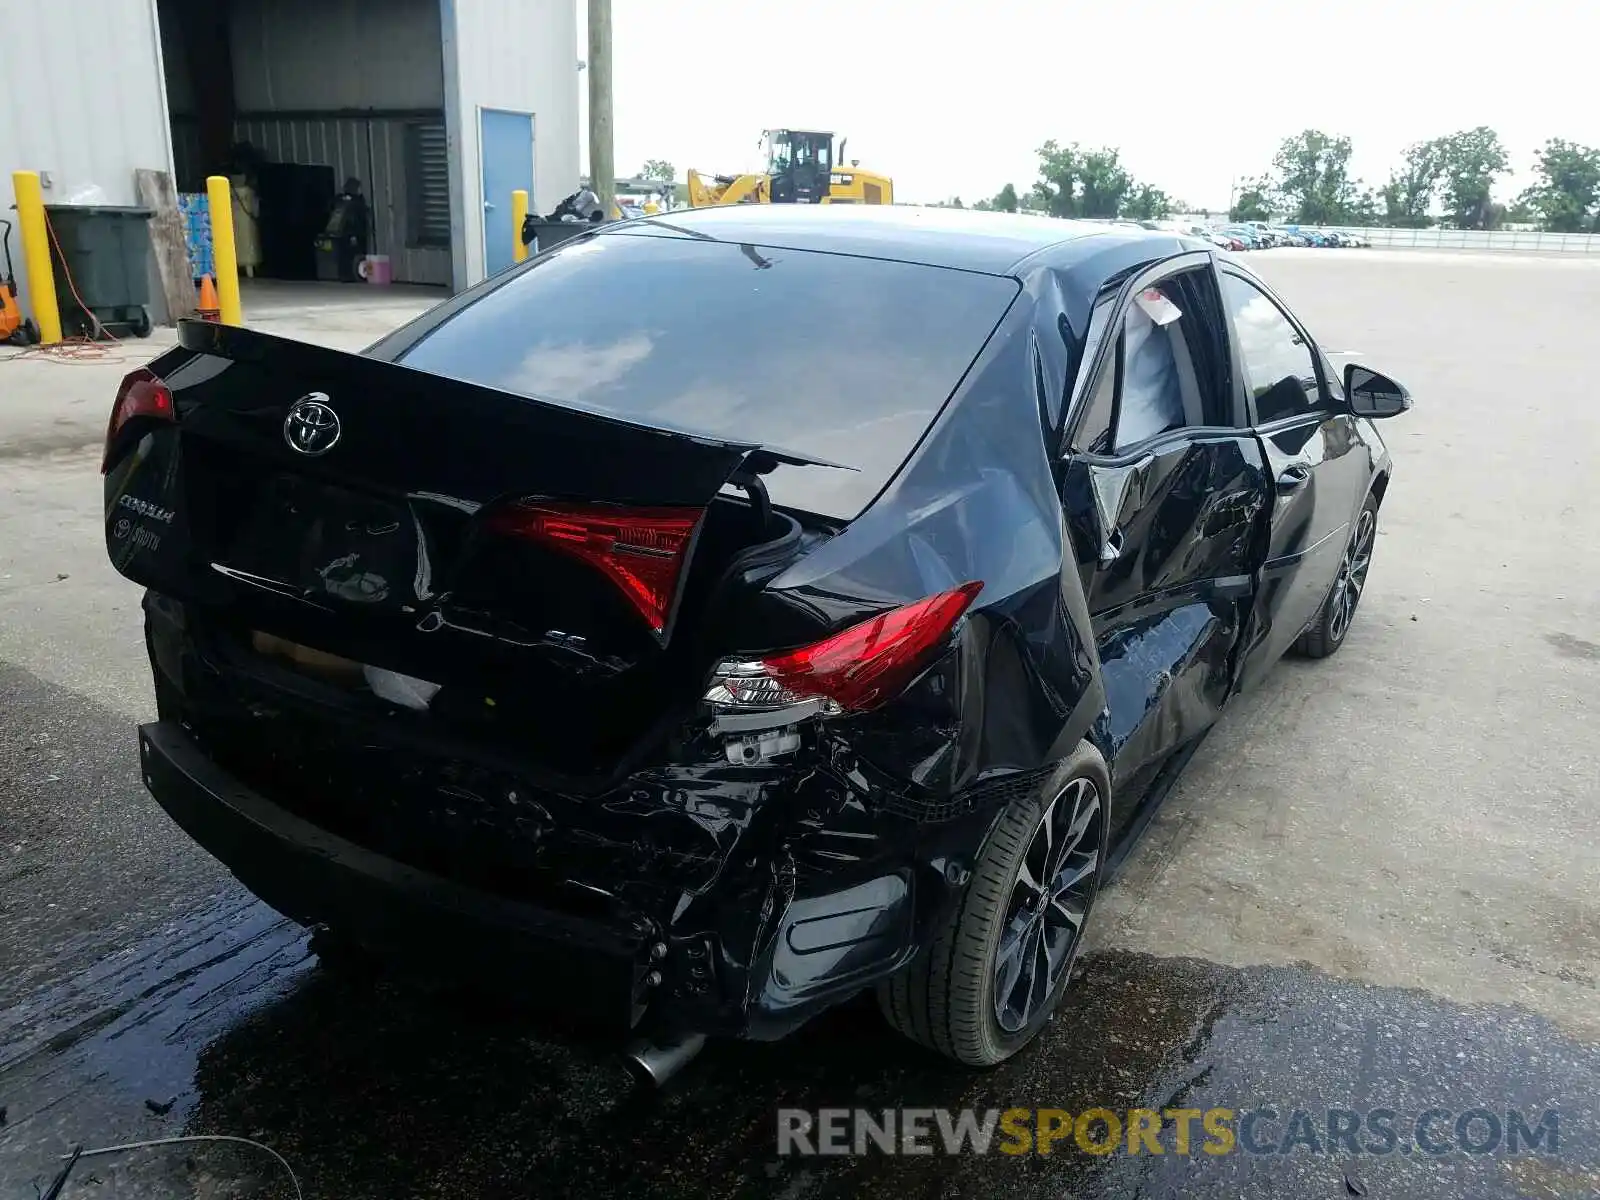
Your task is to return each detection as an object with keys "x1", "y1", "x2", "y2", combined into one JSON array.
[{"x1": 480, "y1": 108, "x2": 535, "y2": 276}]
